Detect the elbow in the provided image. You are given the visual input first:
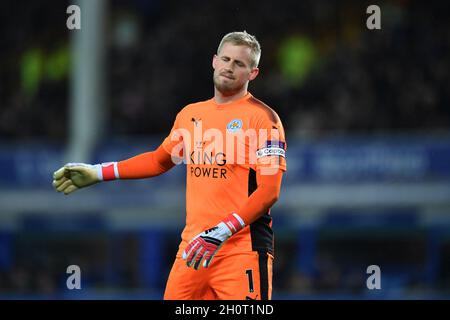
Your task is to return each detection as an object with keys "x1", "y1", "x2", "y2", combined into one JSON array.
[
  {"x1": 269, "y1": 188, "x2": 280, "y2": 204},
  {"x1": 271, "y1": 192, "x2": 280, "y2": 206},
  {"x1": 264, "y1": 185, "x2": 280, "y2": 207}
]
